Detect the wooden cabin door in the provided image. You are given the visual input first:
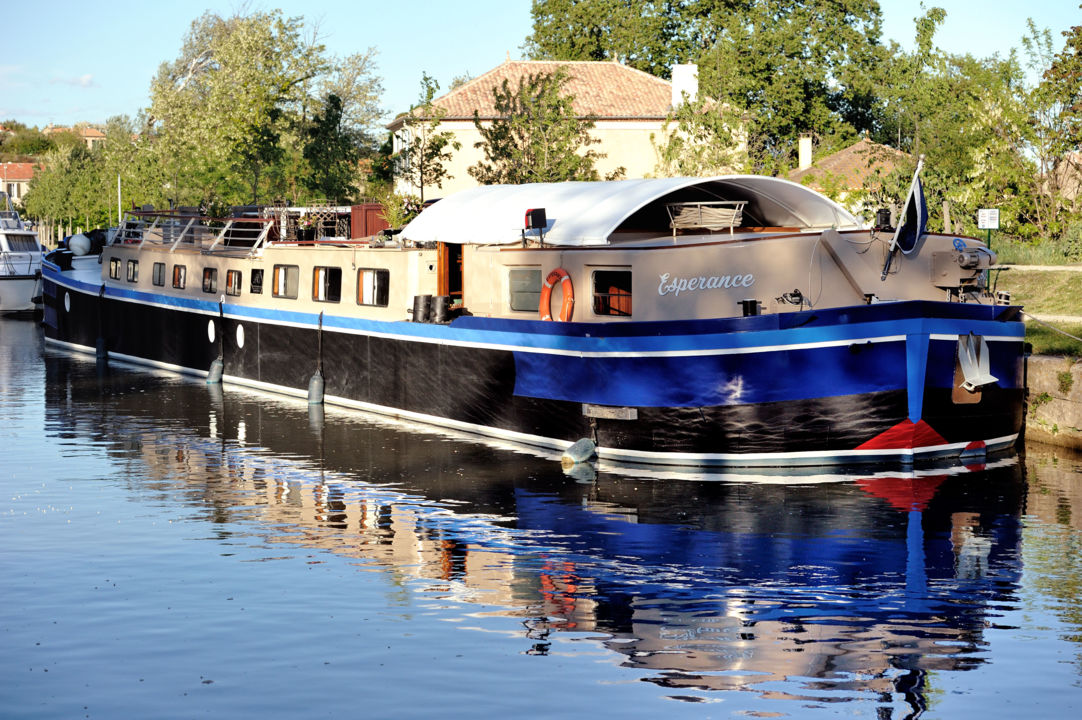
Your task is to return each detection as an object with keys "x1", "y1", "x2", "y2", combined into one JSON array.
[{"x1": 437, "y1": 242, "x2": 463, "y2": 303}]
